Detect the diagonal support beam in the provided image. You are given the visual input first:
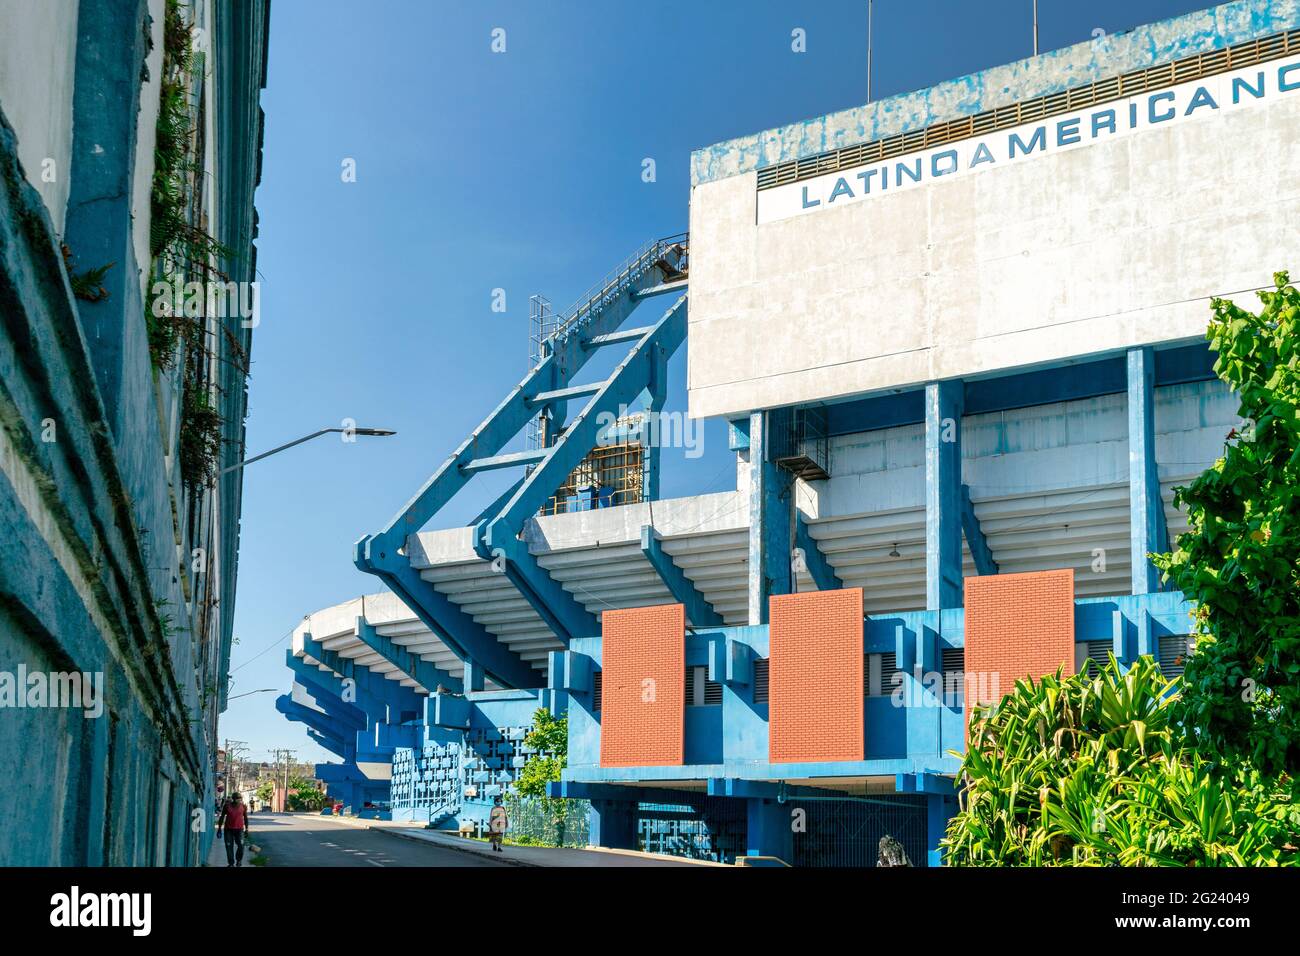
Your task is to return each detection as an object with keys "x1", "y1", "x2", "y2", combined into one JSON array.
[
  {"x1": 640, "y1": 525, "x2": 723, "y2": 627},
  {"x1": 277, "y1": 700, "x2": 350, "y2": 761},
  {"x1": 362, "y1": 241, "x2": 678, "y2": 552},
  {"x1": 478, "y1": 296, "x2": 689, "y2": 643},
  {"x1": 287, "y1": 648, "x2": 349, "y2": 694},
  {"x1": 275, "y1": 694, "x2": 353, "y2": 749},
  {"x1": 356, "y1": 241, "x2": 685, "y2": 684},
  {"x1": 300, "y1": 632, "x2": 425, "y2": 707},
  {"x1": 959, "y1": 484, "x2": 998, "y2": 577},
  {"x1": 795, "y1": 514, "x2": 845, "y2": 592},
  {"x1": 487, "y1": 297, "x2": 687, "y2": 536},
  {"x1": 284, "y1": 659, "x2": 368, "y2": 730},
  {"x1": 300, "y1": 633, "x2": 357, "y2": 681},
  {"x1": 305, "y1": 729, "x2": 346, "y2": 758},
  {"x1": 632, "y1": 279, "x2": 689, "y2": 301},
  {"x1": 305, "y1": 687, "x2": 368, "y2": 733},
  {"x1": 474, "y1": 529, "x2": 594, "y2": 647},
  {"x1": 353, "y1": 617, "x2": 456, "y2": 695},
  {"x1": 354, "y1": 538, "x2": 541, "y2": 689},
  {"x1": 286, "y1": 649, "x2": 418, "y2": 726}
]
